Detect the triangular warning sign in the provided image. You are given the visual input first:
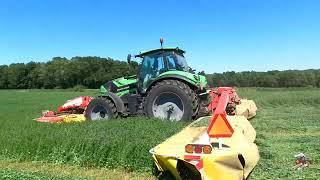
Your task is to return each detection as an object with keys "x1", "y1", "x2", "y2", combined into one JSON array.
[{"x1": 207, "y1": 114, "x2": 234, "y2": 138}]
